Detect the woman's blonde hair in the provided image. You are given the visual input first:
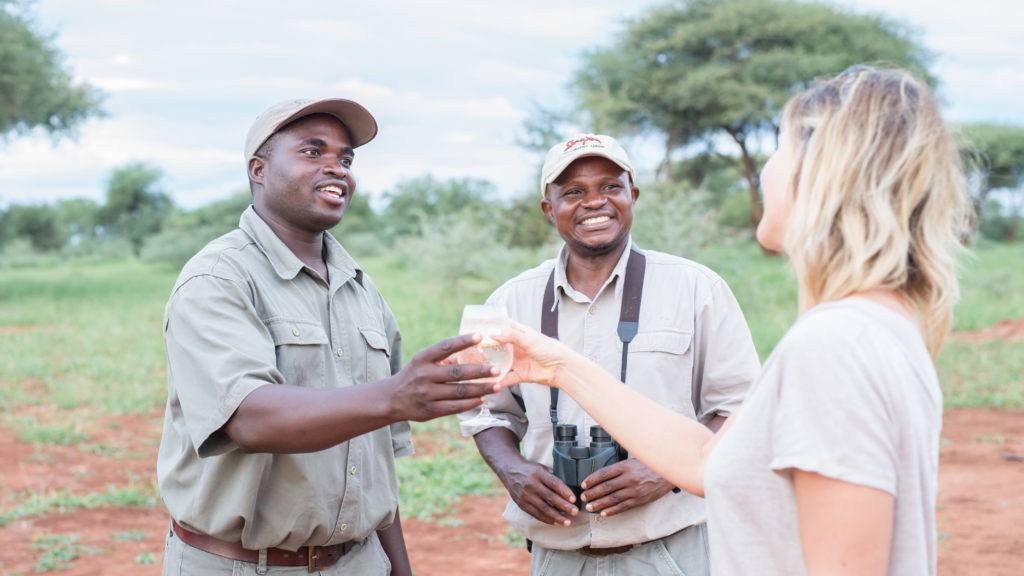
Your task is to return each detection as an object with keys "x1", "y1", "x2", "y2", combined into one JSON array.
[{"x1": 781, "y1": 66, "x2": 972, "y2": 357}]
